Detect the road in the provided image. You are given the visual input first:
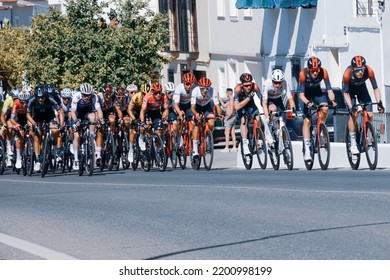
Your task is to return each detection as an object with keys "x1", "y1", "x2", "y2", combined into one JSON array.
[{"x1": 1, "y1": 149, "x2": 390, "y2": 260}]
